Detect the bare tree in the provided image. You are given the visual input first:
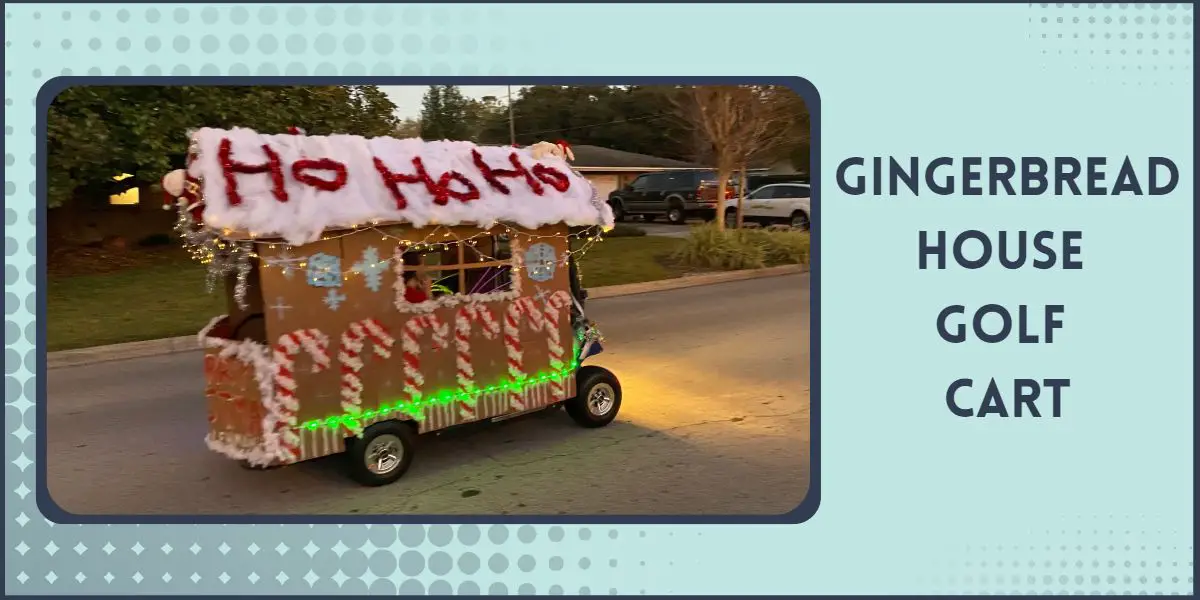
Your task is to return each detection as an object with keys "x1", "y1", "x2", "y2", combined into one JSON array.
[{"x1": 671, "y1": 85, "x2": 806, "y2": 230}]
